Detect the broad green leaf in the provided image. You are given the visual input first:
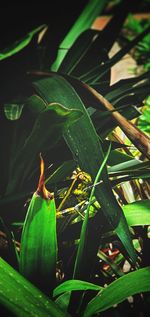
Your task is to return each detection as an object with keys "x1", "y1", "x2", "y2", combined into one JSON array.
[
  {"x1": 20, "y1": 157, "x2": 57, "y2": 294},
  {"x1": 83, "y1": 267, "x2": 150, "y2": 317},
  {"x1": 0, "y1": 257, "x2": 70, "y2": 317},
  {"x1": 53, "y1": 280, "x2": 103, "y2": 297},
  {"x1": 6, "y1": 102, "x2": 82, "y2": 195},
  {"x1": 33, "y1": 74, "x2": 137, "y2": 266},
  {"x1": 123, "y1": 200, "x2": 150, "y2": 226},
  {"x1": 51, "y1": 0, "x2": 108, "y2": 70},
  {"x1": 0, "y1": 25, "x2": 46, "y2": 61}
]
